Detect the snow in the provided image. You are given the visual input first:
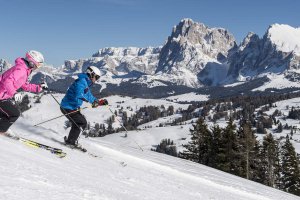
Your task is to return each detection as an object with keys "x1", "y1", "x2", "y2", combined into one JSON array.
[
  {"x1": 23, "y1": 94, "x2": 190, "y2": 131},
  {"x1": 0, "y1": 94, "x2": 299, "y2": 200},
  {"x1": 132, "y1": 76, "x2": 168, "y2": 88},
  {"x1": 164, "y1": 92, "x2": 209, "y2": 102},
  {"x1": 260, "y1": 97, "x2": 300, "y2": 153},
  {"x1": 268, "y1": 24, "x2": 300, "y2": 56},
  {"x1": 252, "y1": 73, "x2": 300, "y2": 91},
  {"x1": 198, "y1": 62, "x2": 229, "y2": 86},
  {"x1": 224, "y1": 81, "x2": 245, "y2": 87}
]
